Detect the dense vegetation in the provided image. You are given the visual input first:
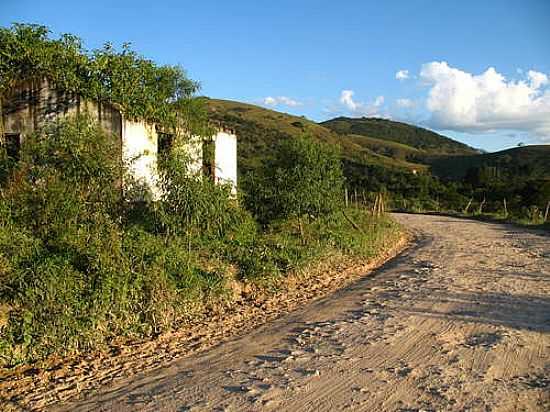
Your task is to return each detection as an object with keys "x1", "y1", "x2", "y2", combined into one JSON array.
[
  {"x1": 0, "y1": 115, "x2": 400, "y2": 366},
  {"x1": 0, "y1": 23, "x2": 209, "y2": 135},
  {"x1": 243, "y1": 137, "x2": 344, "y2": 224},
  {"x1": 0, "y1": 24, "x2": 402, "y2": 367},
  {"x1": 430, "y1": 145, "x2": 550, "y2": 180}
]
